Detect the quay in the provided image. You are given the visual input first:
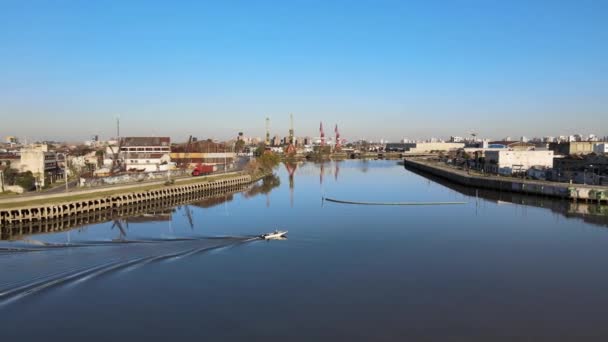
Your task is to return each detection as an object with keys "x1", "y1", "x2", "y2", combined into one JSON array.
[
  {"x1": 404, "y1": 158, "x2": 608, "y2": 203},
  {"x1": 0, "y1": 173, "x2": 255, "y2": 228},
  {"x1": 0, "y1": 185, "x2": 248, "y2": 241}
]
